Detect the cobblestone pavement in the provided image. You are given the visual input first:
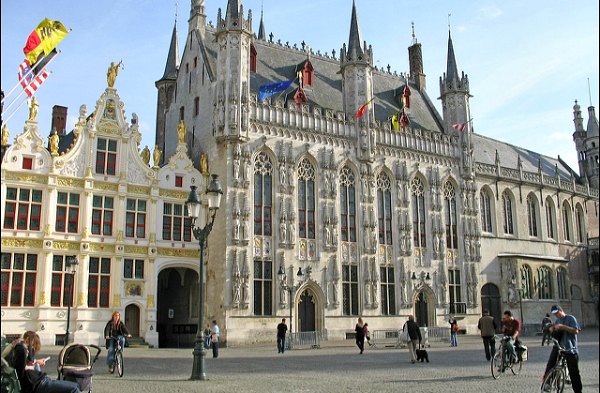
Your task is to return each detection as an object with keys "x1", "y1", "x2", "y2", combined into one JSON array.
[{"x1": 41, "y1": 328, "x2": 599, "y2": 393}]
